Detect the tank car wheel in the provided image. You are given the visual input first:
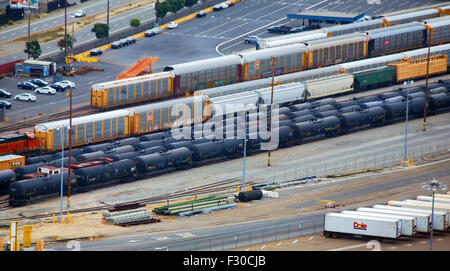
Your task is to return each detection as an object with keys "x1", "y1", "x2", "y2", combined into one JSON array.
[
  {"x1": 324, "y1": 232, "x2": 331, "y2": 238},
  {"x1": 331, "y1": 232, "x2": 338, "y2": 239}
]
